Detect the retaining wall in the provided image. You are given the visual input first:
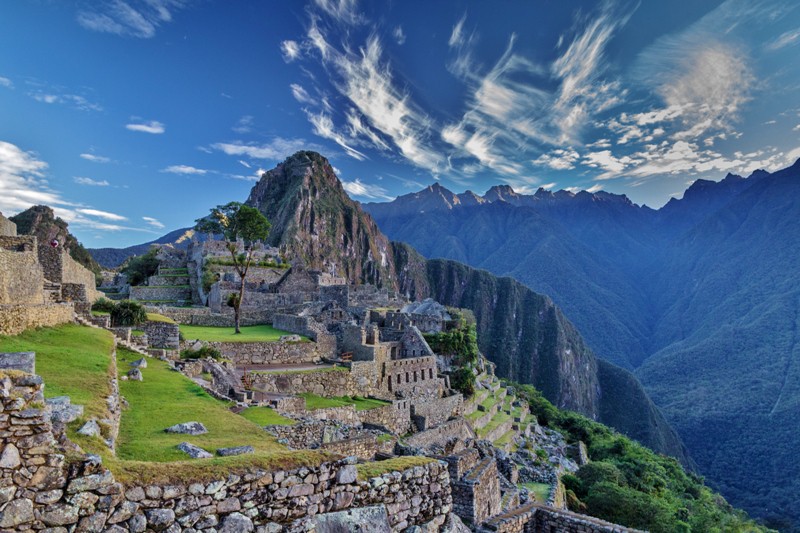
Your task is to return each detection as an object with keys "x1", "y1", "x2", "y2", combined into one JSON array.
[
  {"x1": 0, "y1": 370, "x2": 453, "y2": 532},
  {"x1": 251, "y1": 368, "x2": 356, "y2": 397},
  {"x1": 143, "y1": 321, "x2": 181, "y2": 349},
  {"x1": 0, "y1": 303, "x2": 73, "y2": 336},
  {"x1": 204, "y1": 340, "x2": 329, "y2": 366},
  {"x1": 0, "y1": 249, "x2": 44, "y2": 305}
]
